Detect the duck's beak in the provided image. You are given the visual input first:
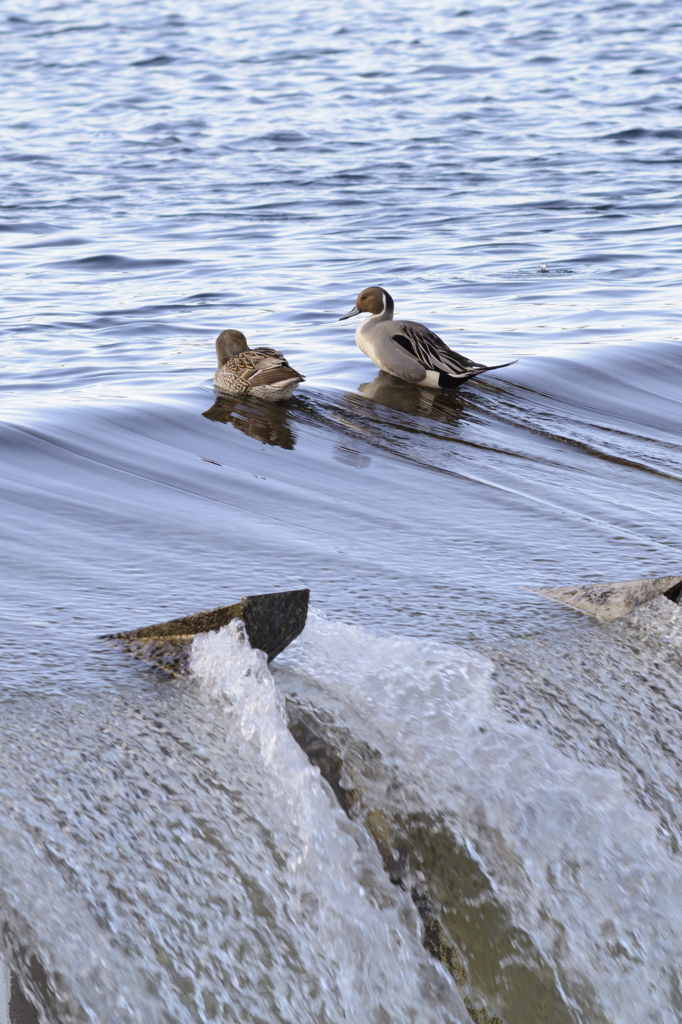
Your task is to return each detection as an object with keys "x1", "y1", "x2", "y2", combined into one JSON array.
[{"x1": 339, "y1": 304, "x2": 360, "y2": 321}]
